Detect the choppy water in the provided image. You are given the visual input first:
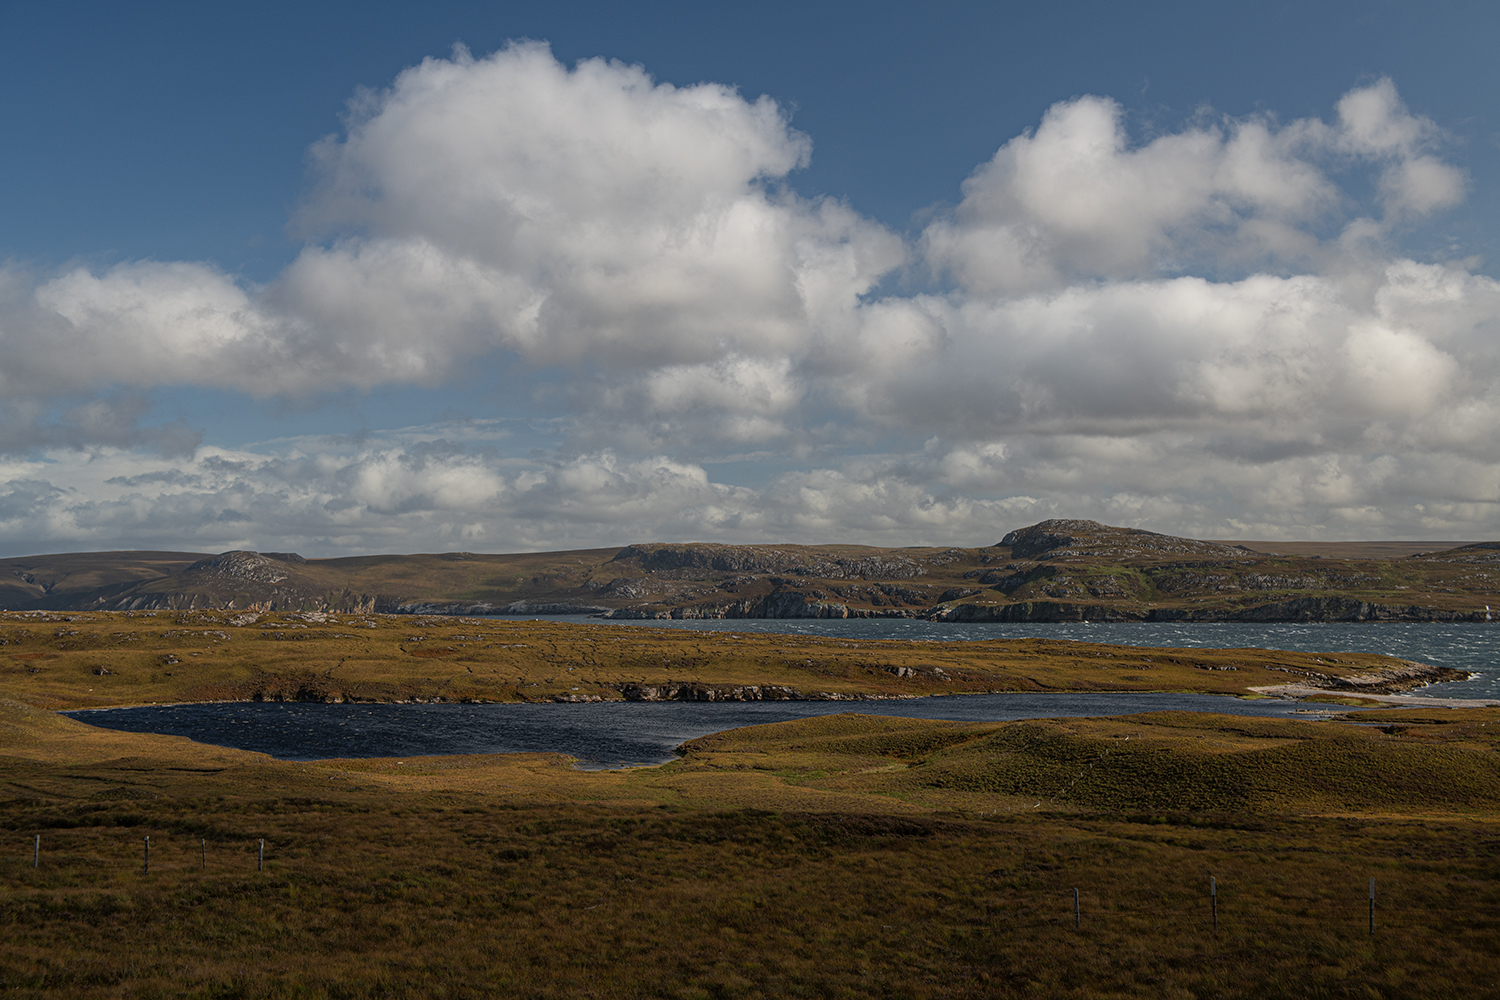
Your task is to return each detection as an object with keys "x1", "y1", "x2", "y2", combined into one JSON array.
[
  {"x1": 493, "y1": 616, "x2": 1500, "y2": 700},
  {"x1": 66, "y1": 619, "x2": 1500, "y2": 767}
]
